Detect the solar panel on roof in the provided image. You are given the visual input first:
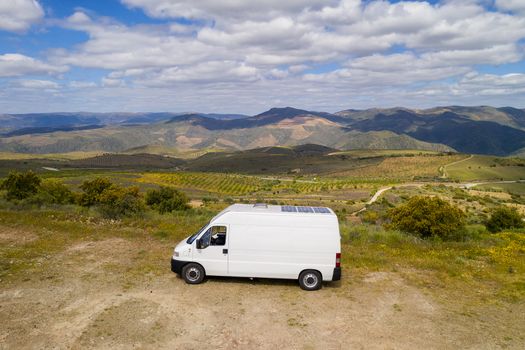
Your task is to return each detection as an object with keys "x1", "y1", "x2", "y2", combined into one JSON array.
[
  {"x1": 281, "y1": 205, "x2": 330, "y2": 214},
  {"x1": 281, "y1": 205, "x2": 297, "y2": 212},
  {"x1": 297, "y1": 206, "x2": 314, "y2": 213}
]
